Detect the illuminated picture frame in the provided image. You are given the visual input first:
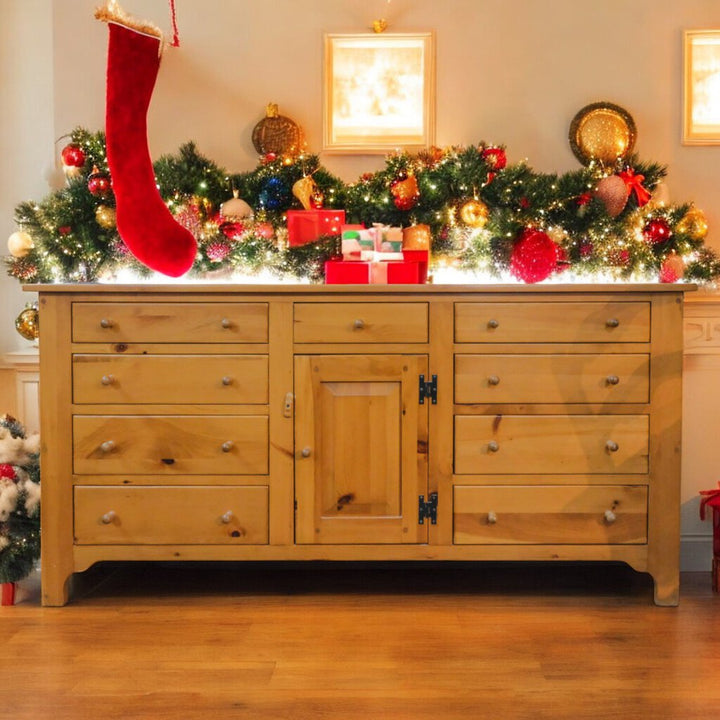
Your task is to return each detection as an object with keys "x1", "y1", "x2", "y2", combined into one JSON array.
[
  {"x1": 323, "y1": 32, "x2": 435, "y2": 153},
  {"x1": 683, "y1": 29, "x2": 720, "y2": 145}
]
